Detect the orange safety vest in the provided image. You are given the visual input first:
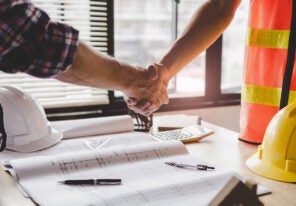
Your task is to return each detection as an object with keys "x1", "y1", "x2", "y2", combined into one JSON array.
[{"x1": 240, "y1": 0, "x2": 296, "y2": 144}]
